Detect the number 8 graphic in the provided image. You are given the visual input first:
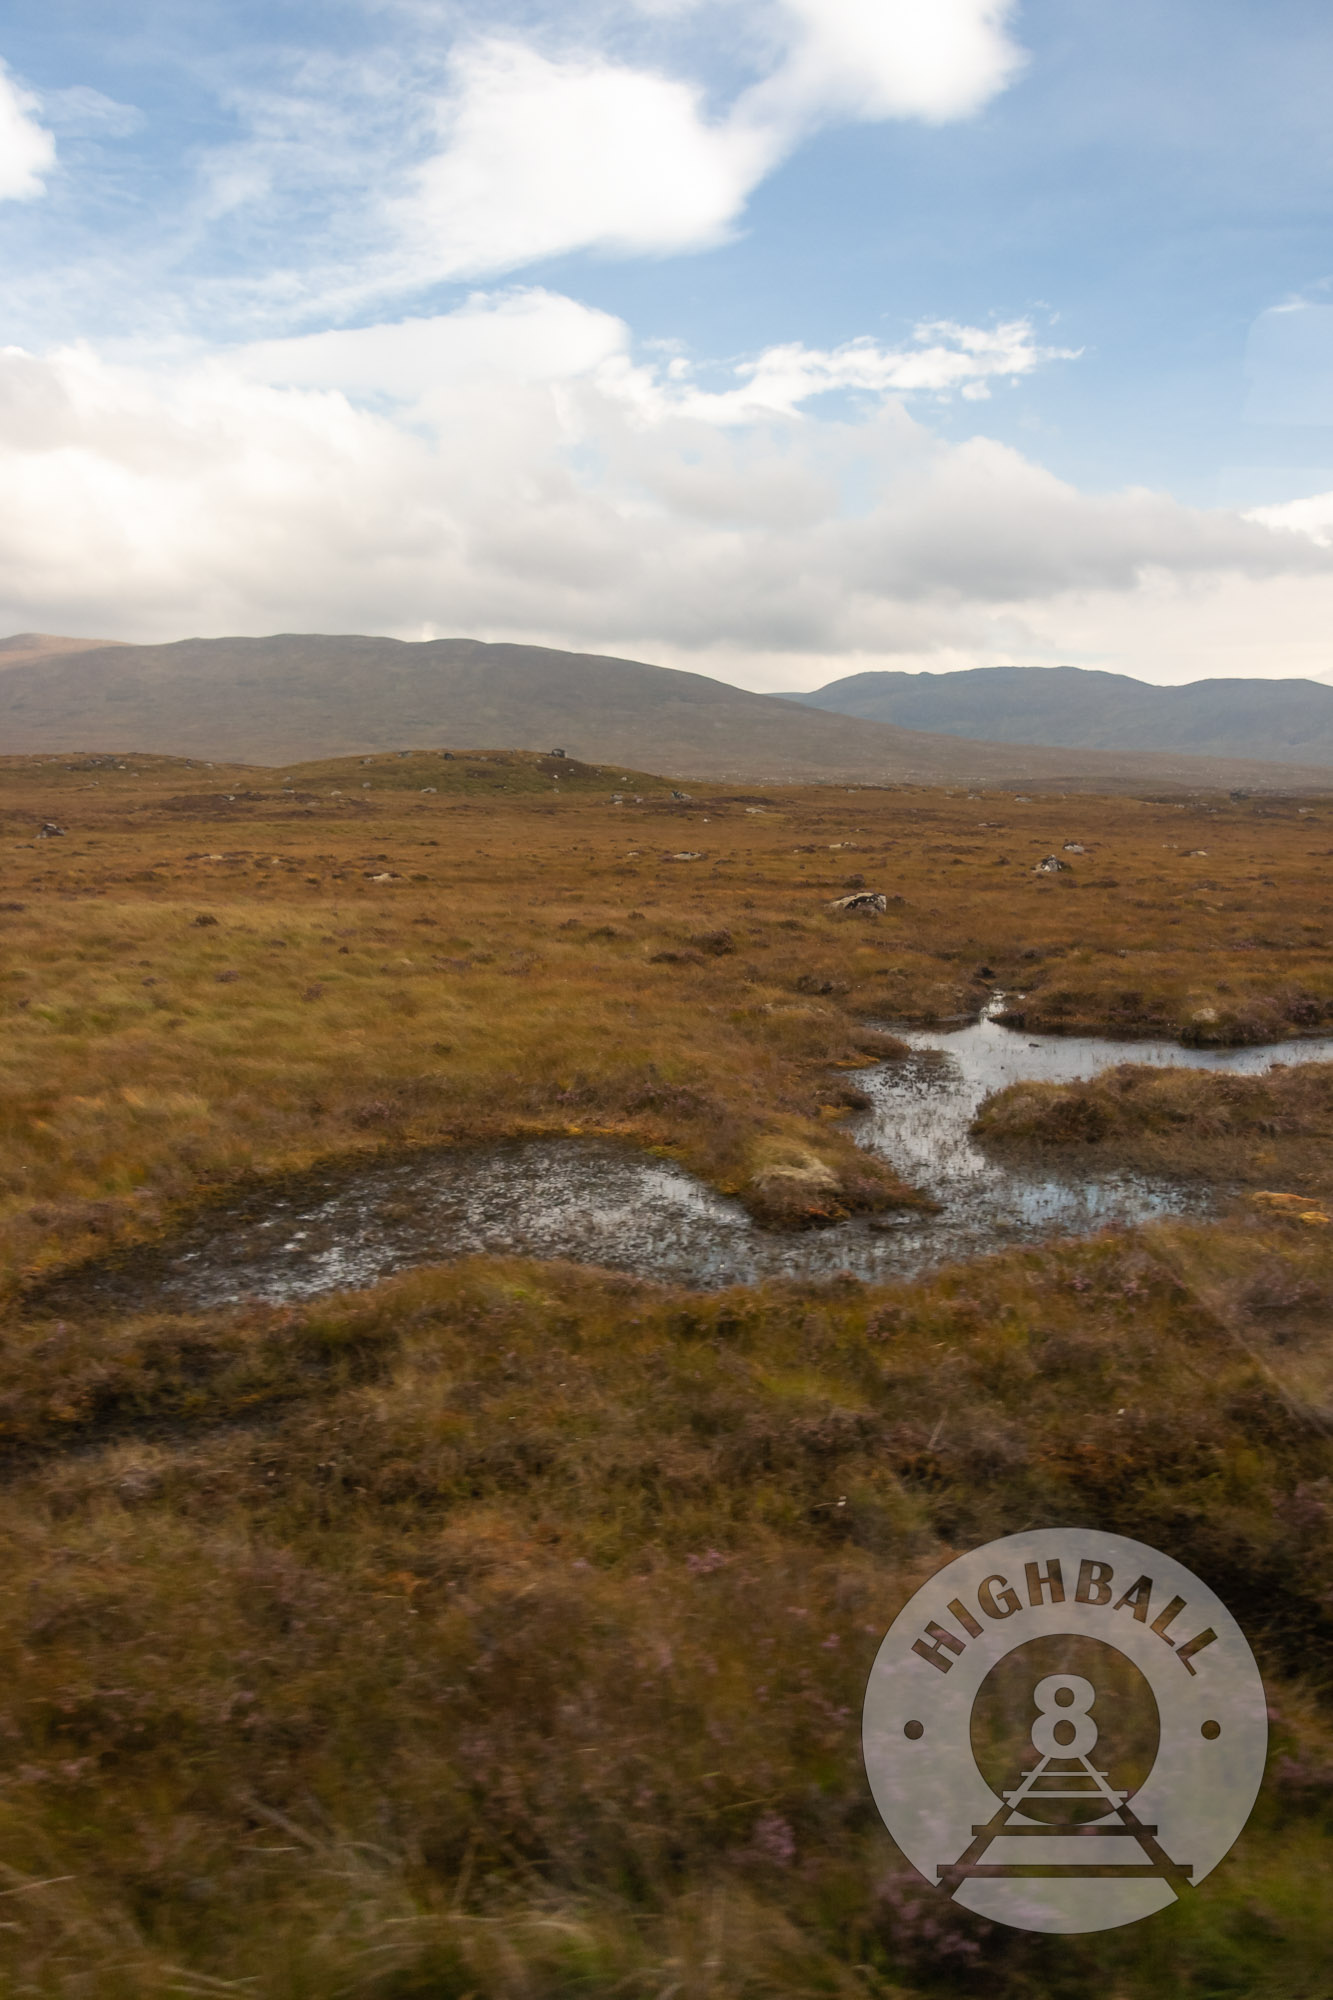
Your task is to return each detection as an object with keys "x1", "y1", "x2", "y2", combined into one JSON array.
[{"x1": 1030, "y1": 1674, "x2": 1099, "y2": 1758}]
